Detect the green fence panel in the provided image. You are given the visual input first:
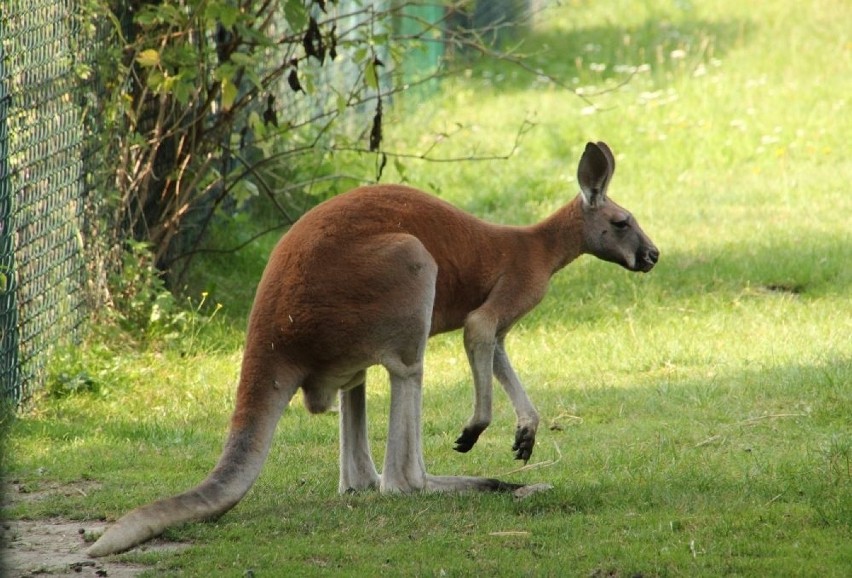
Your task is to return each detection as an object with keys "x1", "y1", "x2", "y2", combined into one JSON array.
[
  {"x1": 0, "y1": 0, "x2": 100, "y2": 406},
  {"x1": 1, "y1": 31, "x2": 19, "y2": 405}
]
